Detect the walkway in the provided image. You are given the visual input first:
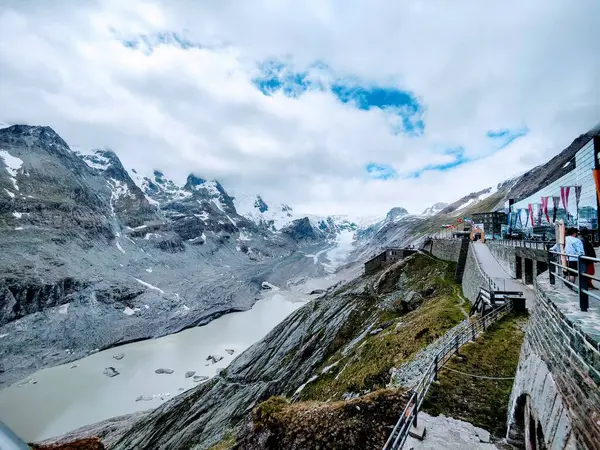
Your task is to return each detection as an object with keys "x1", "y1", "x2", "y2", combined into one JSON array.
[
  {"x1": 472, "y1": 242, "x2": 535, "y2": 309},
  {"x1": 404, "y1": 413, "x2": 499, "y2": 450}
]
